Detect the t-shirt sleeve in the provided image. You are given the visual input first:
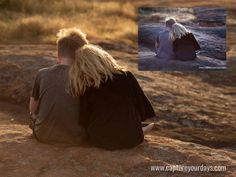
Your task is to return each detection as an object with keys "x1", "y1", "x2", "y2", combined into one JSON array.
[
  {"x1": 127, "y1": 72, "x2": 156, "y2": 121},
  {"x1": 31, "y1": 72, "x2": 40, "y2": 101},
  {"x1": 156, "y1": 35, "x2": 159, "y2": 44},
  {"x1": 190, "y1": 33, "x2": 201, "y2": 50}
]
